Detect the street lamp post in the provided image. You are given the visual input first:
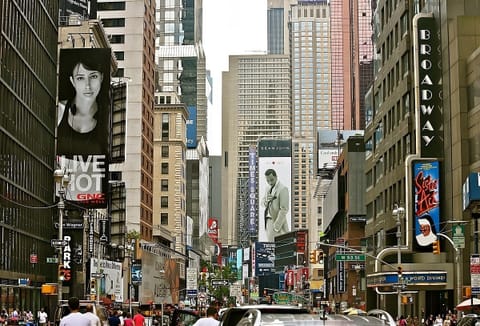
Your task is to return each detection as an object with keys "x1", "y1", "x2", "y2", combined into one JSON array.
[
  {"x1": 125, "y1": 239, "x2": 135, "y2": 317},
  {"x1": 54, "y1": 169, "x2": 69, "y2": 305},
  {"x1": 393, "y1": 204, "x2": 405, "y2": 320}
]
